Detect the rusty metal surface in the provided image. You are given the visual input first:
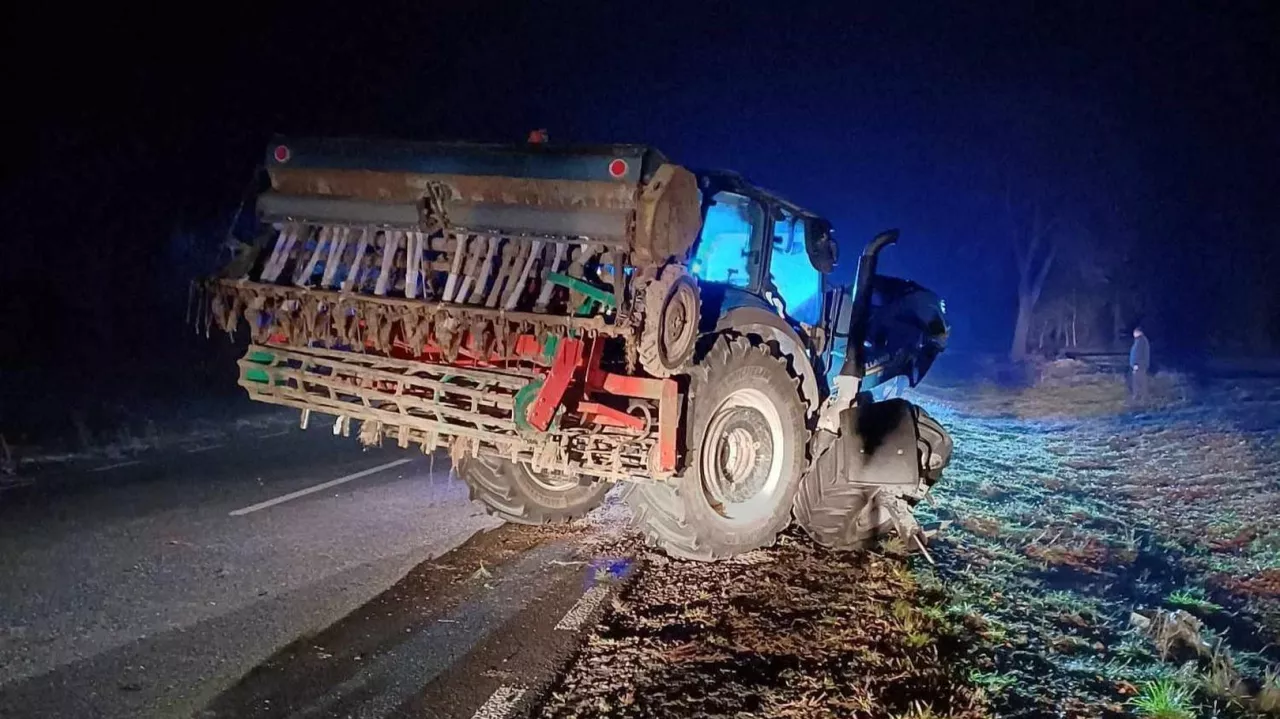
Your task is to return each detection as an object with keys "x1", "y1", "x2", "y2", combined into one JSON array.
[
  {"x1": 269, "y1": 168, "x2": 640, "y2": 211},
  {"x1": 256, "y1": 194, "x2": 633, "y2": 242}
]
